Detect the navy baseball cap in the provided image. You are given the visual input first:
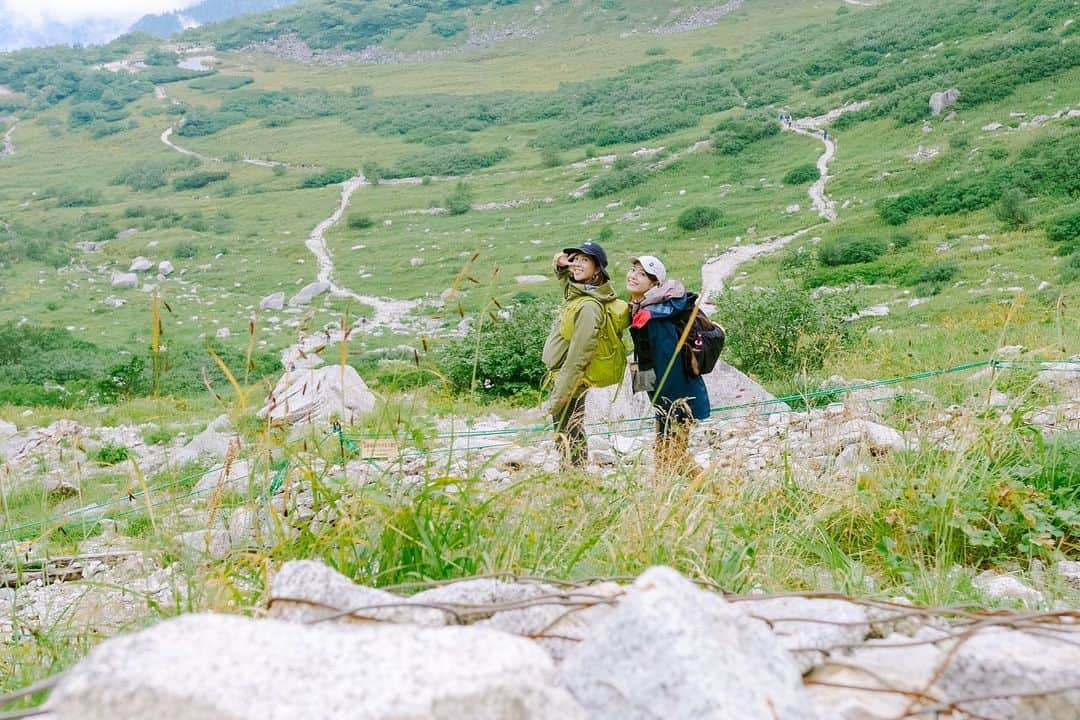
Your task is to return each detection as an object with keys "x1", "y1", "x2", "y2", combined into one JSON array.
[{"x1": 562, "y1": 241, "x2": 609, "y2": 270}]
